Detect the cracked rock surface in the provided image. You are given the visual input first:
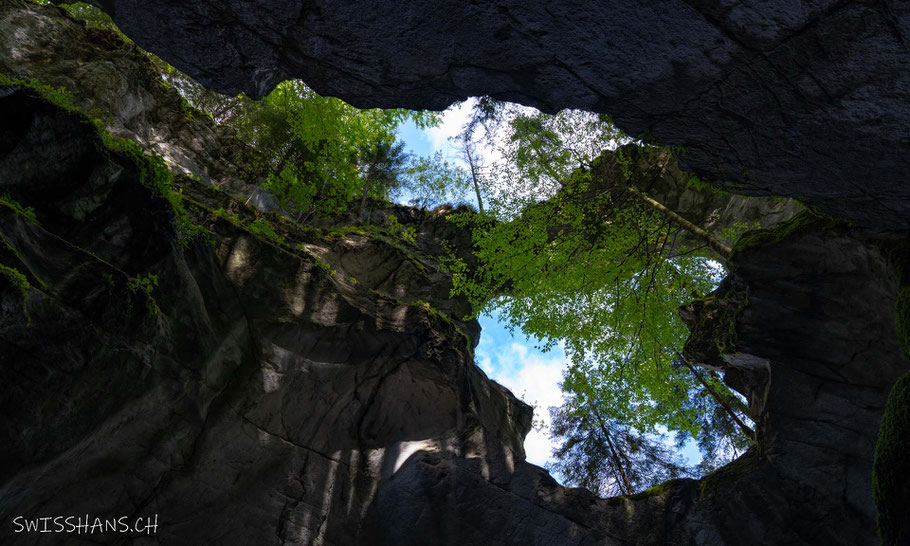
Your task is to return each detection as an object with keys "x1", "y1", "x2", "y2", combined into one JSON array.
[
  {"x1": 0, "y1": 87, "x2": 530, "y2": 545},
  {"x1": 2, "y1": 4, "x2": 910, "y2": 545}
]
